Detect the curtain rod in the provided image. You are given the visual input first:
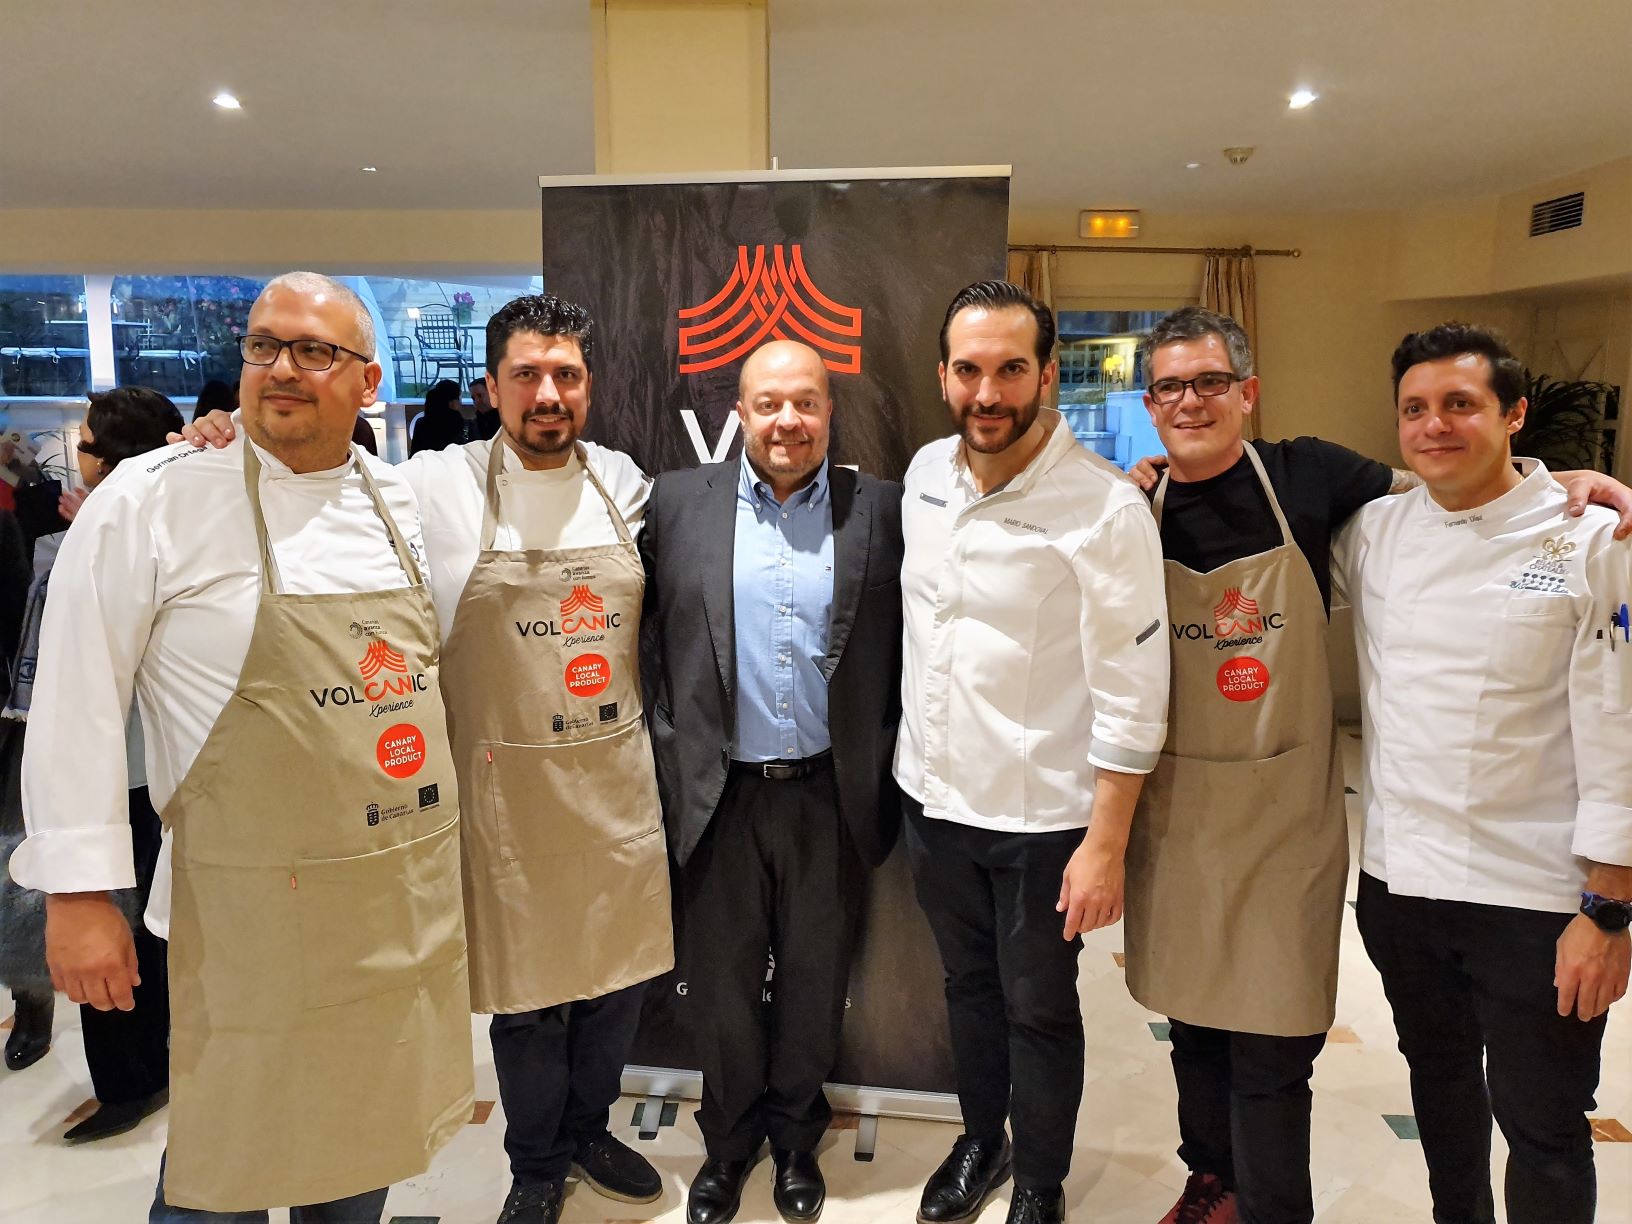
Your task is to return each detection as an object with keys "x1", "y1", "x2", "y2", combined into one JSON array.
[{"x1": 1008, "y1": 243, "x2": 1301, "y2": 258}]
